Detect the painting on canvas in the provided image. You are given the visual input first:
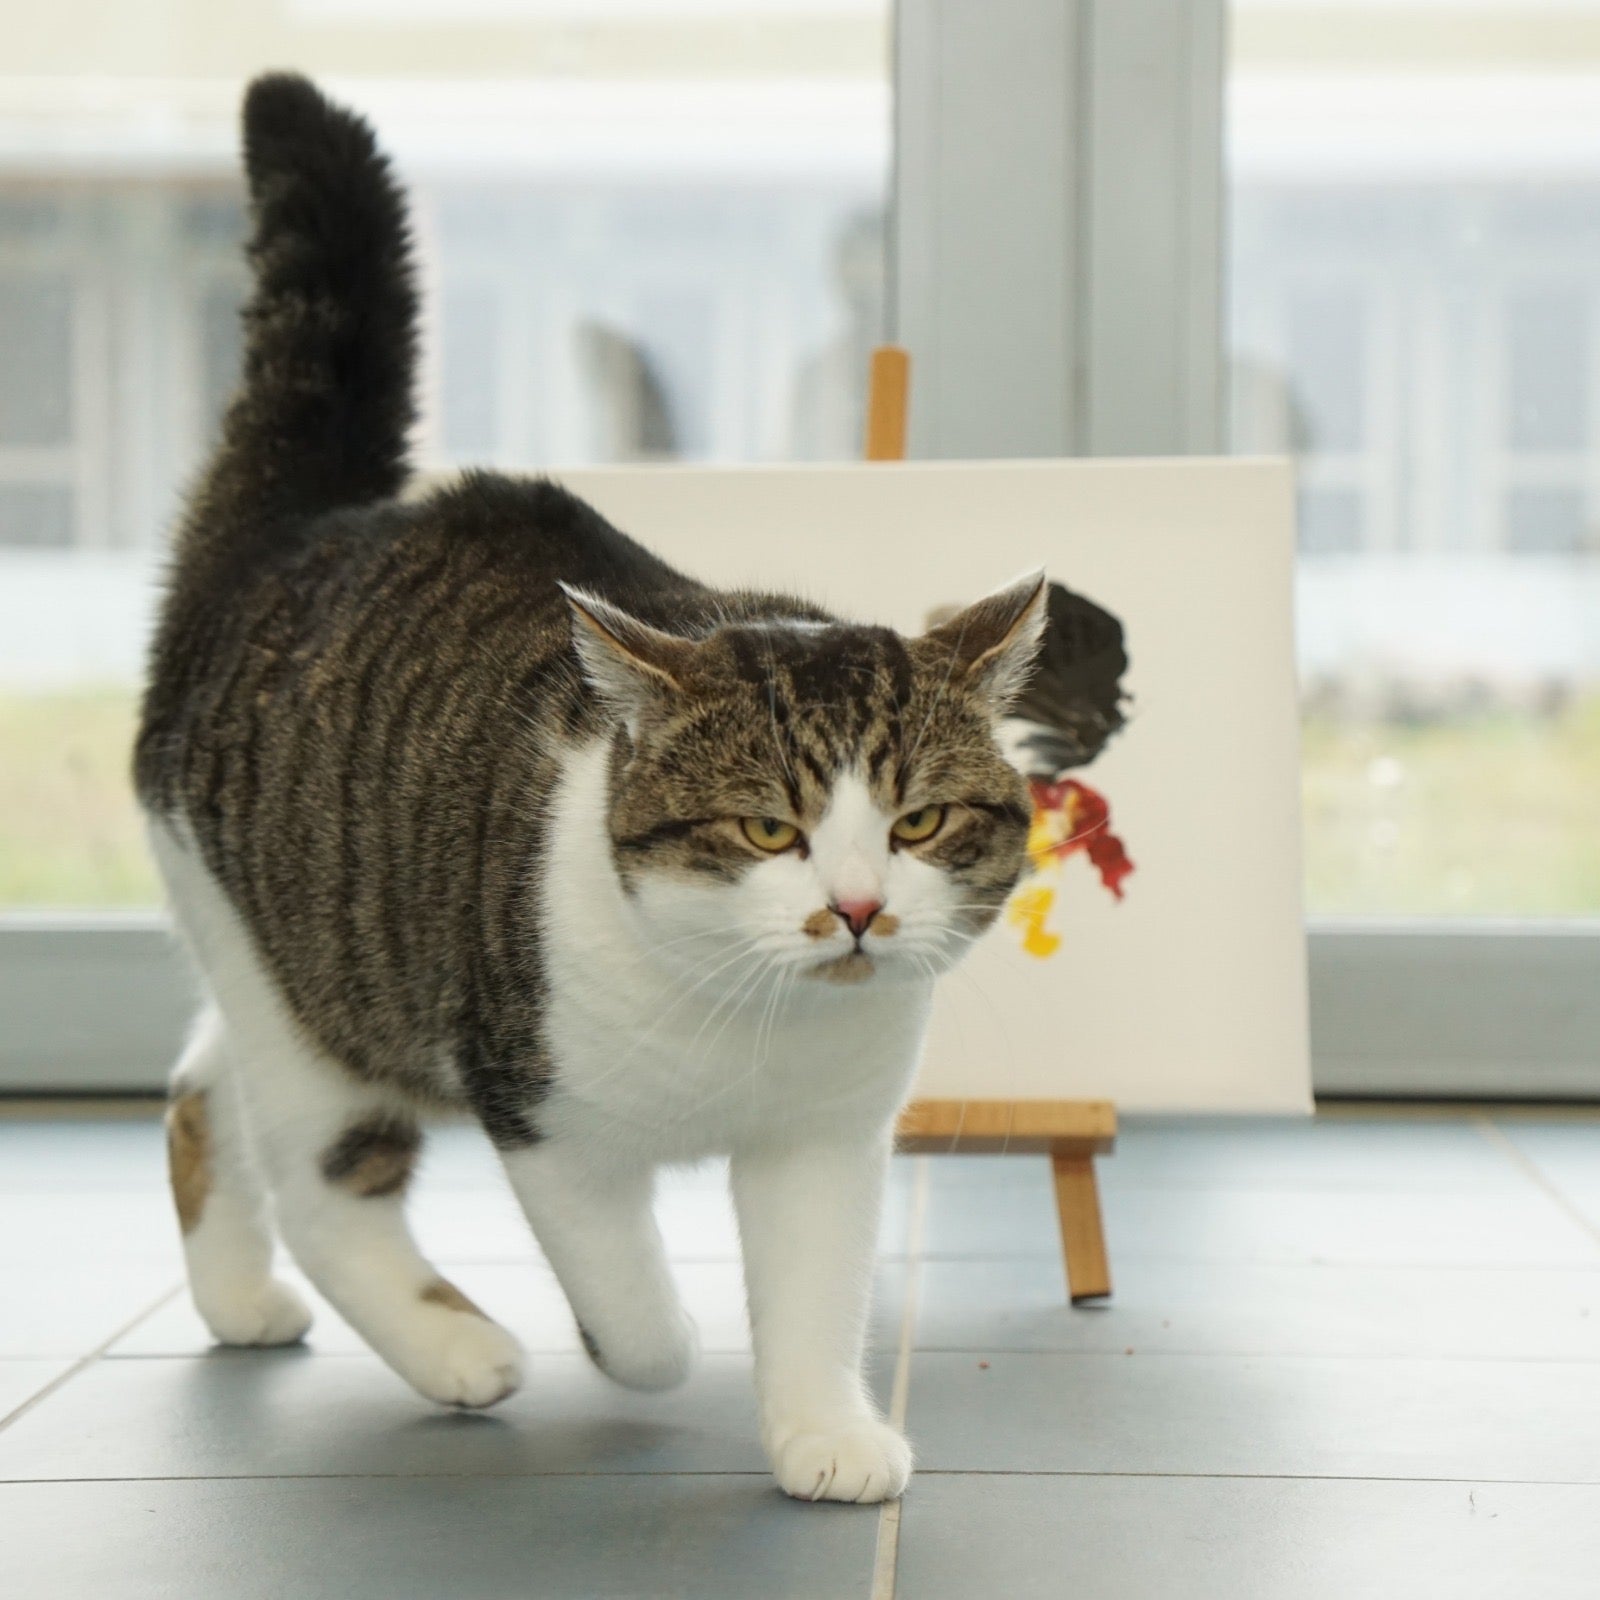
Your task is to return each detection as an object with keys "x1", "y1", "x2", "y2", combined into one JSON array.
[{"x1": 543, "y1": 458, "x2": 1310, "y2": 1114}]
